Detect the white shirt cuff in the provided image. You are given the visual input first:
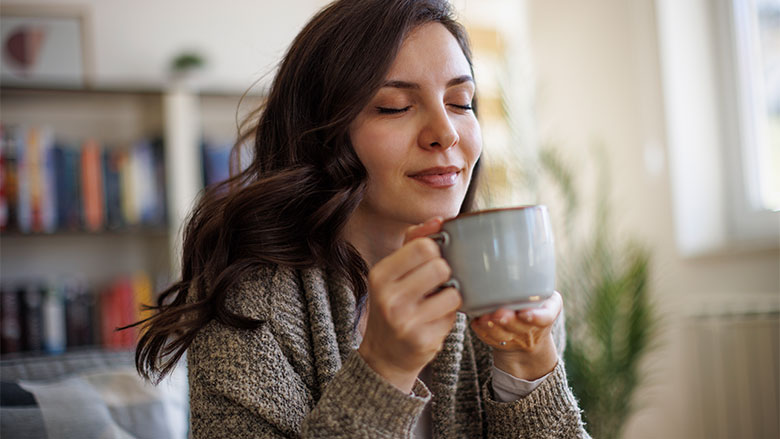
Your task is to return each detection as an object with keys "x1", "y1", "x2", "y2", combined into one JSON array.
[{"x1": 490, "y1": 364, "x2": 554, "y2": 402}]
